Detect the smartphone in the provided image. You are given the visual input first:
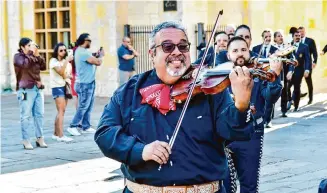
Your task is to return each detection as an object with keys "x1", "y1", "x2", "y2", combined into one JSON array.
[{"x1": 68, "y1": 49, "x2": 73, "y2": 56}]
